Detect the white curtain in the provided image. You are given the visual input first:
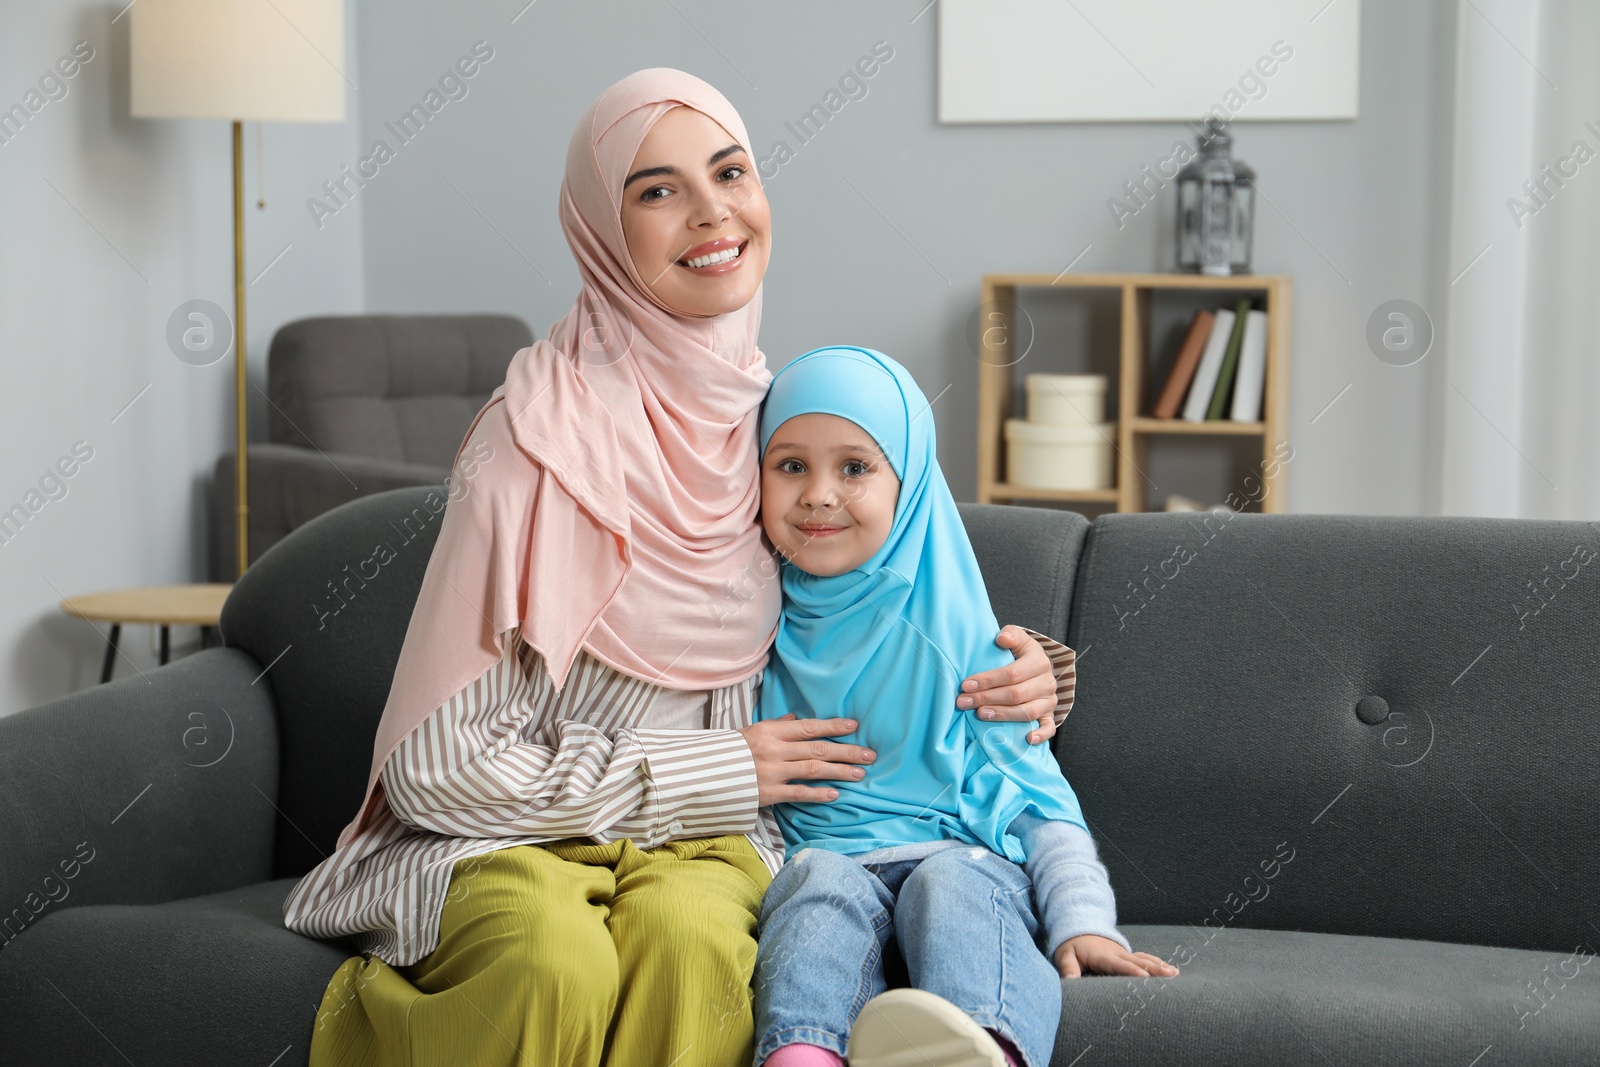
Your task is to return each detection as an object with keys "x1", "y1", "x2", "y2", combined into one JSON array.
[{"x1": 1441, "y1": 0, "x2": 1600, "y2": 519}]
